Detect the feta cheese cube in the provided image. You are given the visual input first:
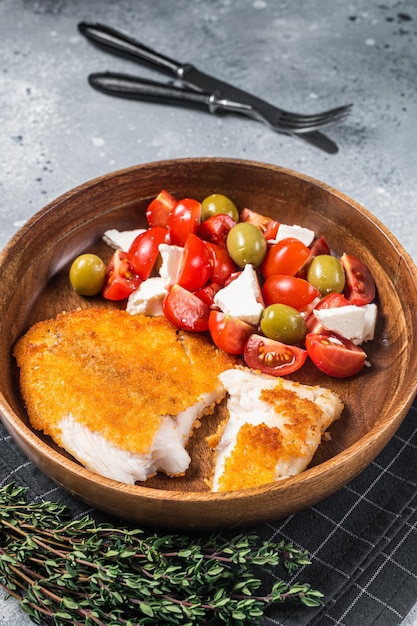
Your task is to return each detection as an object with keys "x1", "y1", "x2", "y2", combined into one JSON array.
[
  {"x1": 159, "y1": 243, "x2": 184, "y2": 287},
  {"x1": 126, "y1": 277, "x2": 167, "y2": 316},
  {"x1": 313, "y1": 303, "x2": 377, "y2": 345},
  {"x1": 213, "y1": 264, "x2": 264, "y2": 326},
  {"x1": 103, "y1": 228, "x2": 145, "y2": 251},
  {"x1": 272, "y1": 224, "x2": 315, "y2": 247}
]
